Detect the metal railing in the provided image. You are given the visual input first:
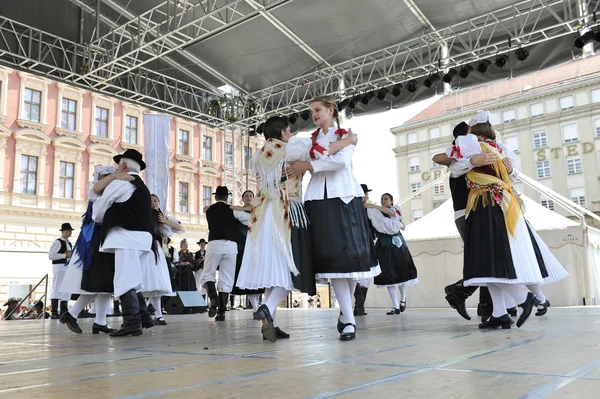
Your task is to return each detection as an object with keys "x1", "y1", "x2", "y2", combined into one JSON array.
[{"x1": 3, "y1": 274, "x2": 49, "y2": 321}]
